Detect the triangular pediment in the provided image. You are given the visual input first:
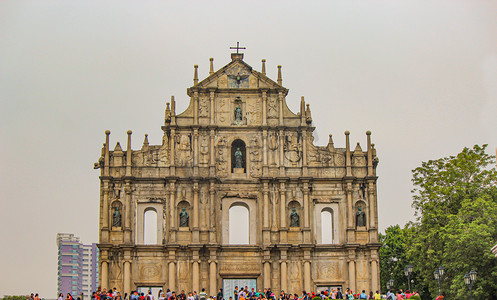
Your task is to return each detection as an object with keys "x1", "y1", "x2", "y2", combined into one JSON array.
[{"x1": 190, "y1": 58, "x2": 285, "y2": 92}]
